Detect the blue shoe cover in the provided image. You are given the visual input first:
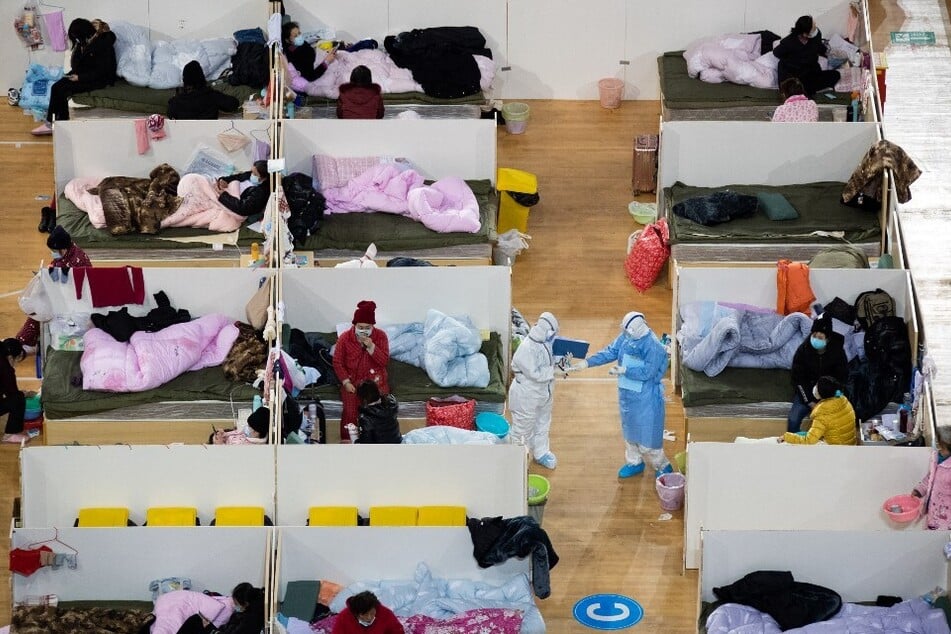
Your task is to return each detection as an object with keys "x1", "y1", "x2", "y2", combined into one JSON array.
[
  {"x1": 536, "y1": 452, "x2": 557, "y2": 469},
  {"x1": 618, "y1": 462, "x2": 645, "y2": 478},
  {"x1": 655, "y1": 463, "x2": 674, "y2": 479}
]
